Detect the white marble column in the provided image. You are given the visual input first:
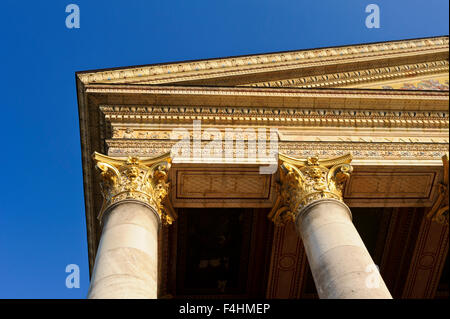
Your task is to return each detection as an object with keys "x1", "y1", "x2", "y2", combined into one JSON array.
[
  {"x1": 296, "y1": 199, "x2": 392, "y2": 299},
  {"x1": 87, "y1": 201, "x2": 160, "y2": 299},
  {"x1": 87, "y1": 153, "x2": 174, "y2": 299},
  {"x1": 270, "y1": 154, "x2": 392, "y2": 299}
]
